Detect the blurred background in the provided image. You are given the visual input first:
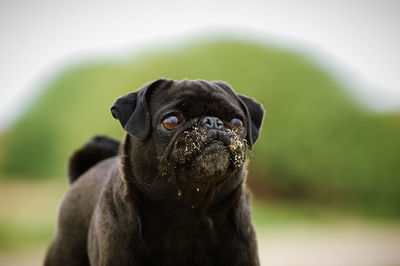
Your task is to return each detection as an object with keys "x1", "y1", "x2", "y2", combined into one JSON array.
[{"x1": 1, "y1": 1, "x2": 399, "y2": 265}]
